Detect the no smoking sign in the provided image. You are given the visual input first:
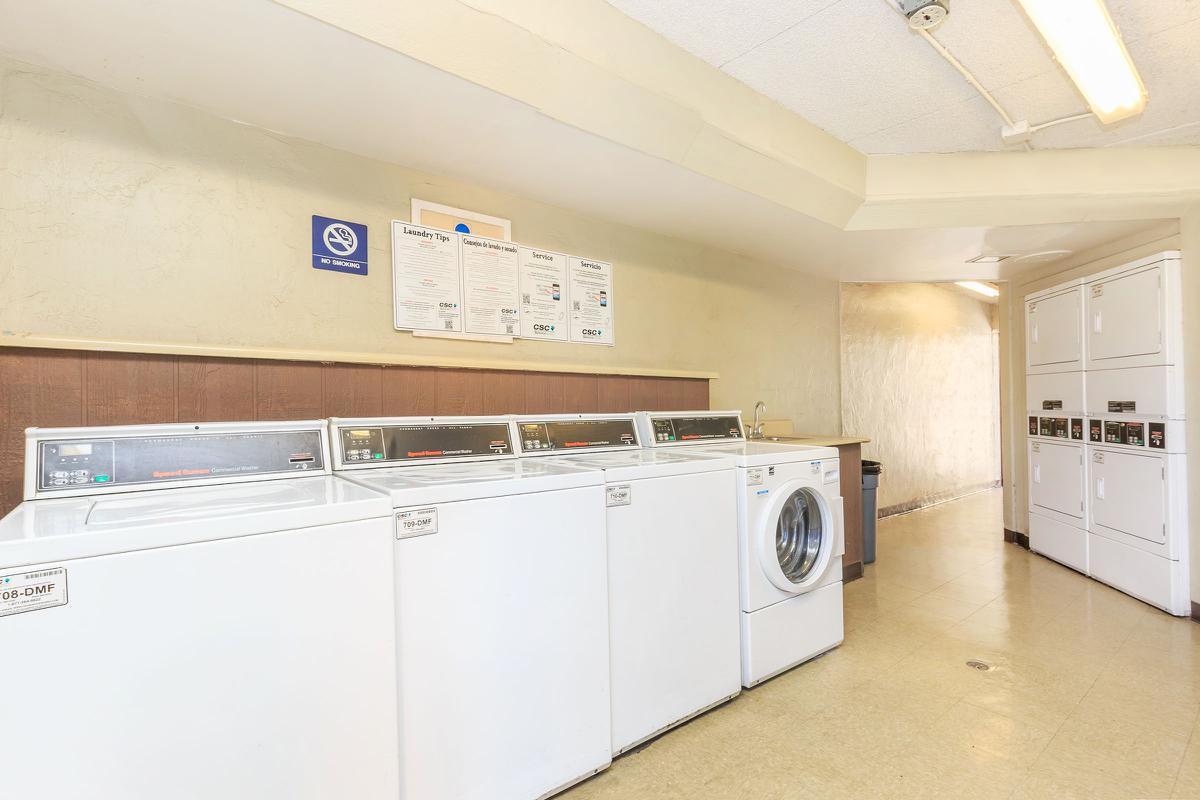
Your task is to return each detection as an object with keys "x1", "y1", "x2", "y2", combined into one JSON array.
[{"x1": 312, "y1": 214, "x2": 368, "y2": 275}]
